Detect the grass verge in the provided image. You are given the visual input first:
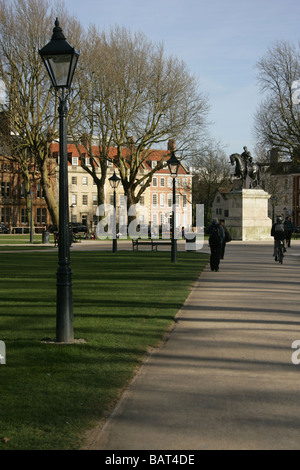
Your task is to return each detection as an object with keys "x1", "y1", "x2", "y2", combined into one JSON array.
[{"x1": 0, "y1": 250, "x2": 208, "y2": 450}]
